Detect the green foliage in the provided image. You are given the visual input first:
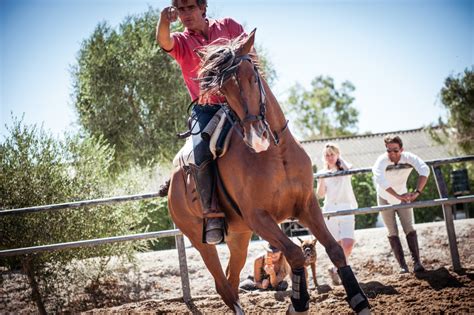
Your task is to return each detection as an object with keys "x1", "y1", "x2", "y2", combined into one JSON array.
[
  {"x1": 408, "y1": 163, "x2": 474, "y2": 223},
  {"x1": 138, "y1": 198, "x2": 175, "y2": 251},
  {"x1": 72, "y1": 8, "x2": 189, "y2": 171},
  {"x1": 285, "y1": 76, "x2": 359, "y2": 140},
  {"x1": 439, "y1": 67, "x2": 474, "y2": 154},
  {"x1": 255, "y1": 44, "x2": 277, "y2": 88},
  {"x1": 0, "y1": 117, "x2": 147, "y2": 311},
  {"x1": 351, "y1": 173, "x2": 378, "y2": 229}
]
